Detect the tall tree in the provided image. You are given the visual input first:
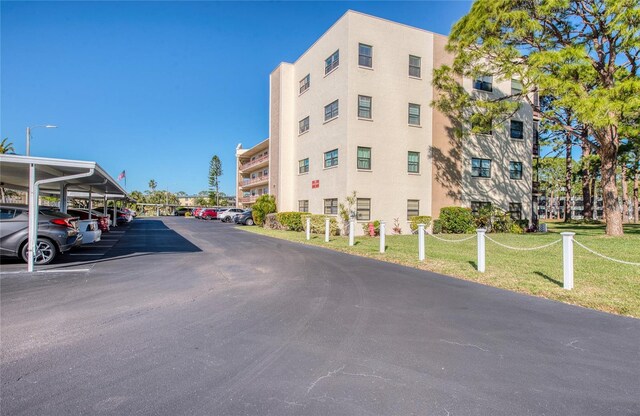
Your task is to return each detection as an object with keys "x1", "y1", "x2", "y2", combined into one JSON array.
[
  {"x1": 433, "y1": 0, "x2": 640, "y2": 236},
  {"x1": 208, "y1": 155, "x2": 223, "y2": 206},
  {"x1": 148, "y1": 179, "x2": 157, "y2": 192}
]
